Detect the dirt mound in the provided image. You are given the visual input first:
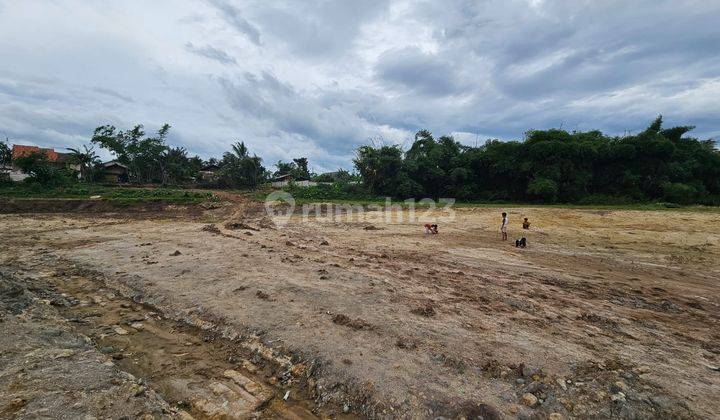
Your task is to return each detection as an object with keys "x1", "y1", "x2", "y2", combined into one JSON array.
[
  {"x1": 225, "y1": 221, "x2": 260, "y2": 231},
  {"x1": 332, "y1": 314, "x2": 373, "y2": 330},
  {"x1": 410, "y1": 304, "x2": 436, "y2": 317},
  {"x1": 201, "y1": 224, "x2": 222, "y2": 234},
  {"x1": 0, "y1": 273, "x2": 32, "y2": 315},
  {"x1": 220, "y1": 199, "x2": 276, "y2": 230}
]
